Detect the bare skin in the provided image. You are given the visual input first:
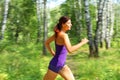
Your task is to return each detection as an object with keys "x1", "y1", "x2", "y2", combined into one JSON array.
[
  {"x1": 43, "y1": 65, "x2": 74, "y2": 80},
  {"x1": 43, "y1": 19, "x2": 89, "y2": 80}
]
